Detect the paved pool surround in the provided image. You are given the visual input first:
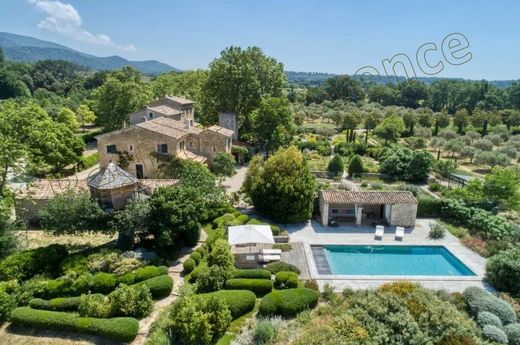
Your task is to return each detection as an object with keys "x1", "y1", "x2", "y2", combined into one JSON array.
[{"x1": 285, "y1": 218, "x2": 491, "y2": 292}]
